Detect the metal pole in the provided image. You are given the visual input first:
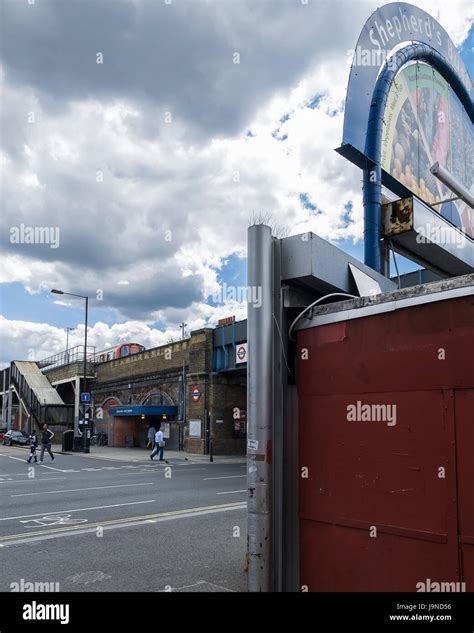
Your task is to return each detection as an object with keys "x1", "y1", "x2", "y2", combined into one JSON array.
[
  {"x1": 181, "y1": 360, "x2": 186, "y2": 451},
  {"x1": 1, "y1": 369, "x2": 6, "y2": 429},
  {"x1": 247, "y1": 224, "x2": 273, "y2": 592},
  {"x1": 82, "y1": 297, "x2": 88, "y2": 453},
  {"x1": 7, "y1": 370, "x2": 12, "y2": 430},
  {"x1": 66, "y1": 327, "x2": 73, "y2": 364}
]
